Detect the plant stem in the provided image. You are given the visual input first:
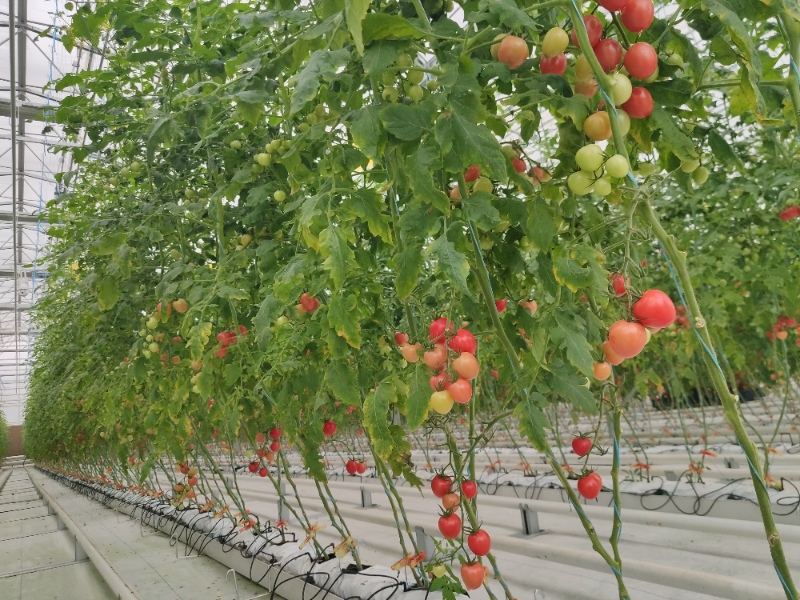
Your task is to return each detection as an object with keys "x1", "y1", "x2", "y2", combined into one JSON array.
[
  {"x1": 779, "y1": 14, "x2": 800, "y2": 131},
  {"x1": 638, "y1": 201, "x2": 798, "y2": 600}
]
